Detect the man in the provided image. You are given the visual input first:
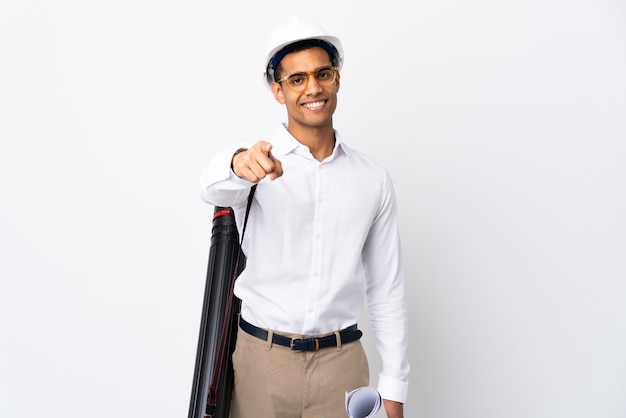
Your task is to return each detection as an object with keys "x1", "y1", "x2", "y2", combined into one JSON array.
[{"x1": 199, "y1": 17, "x2": 409, "y2": 418}]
